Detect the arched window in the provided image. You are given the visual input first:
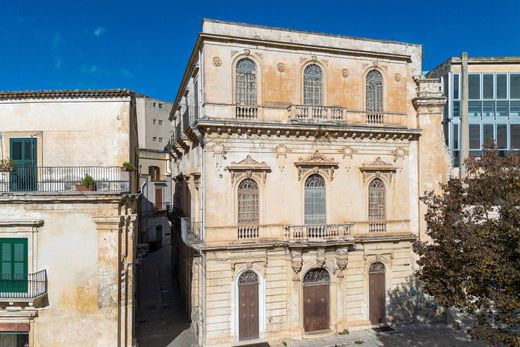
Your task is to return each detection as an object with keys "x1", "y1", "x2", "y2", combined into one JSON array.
[
  {"x1": 236, "y1": 58, "x2": 257, "y2": 105},
  {"x1": 303, "y1": 64, "x2": 323, "y2": 105},
  {"x1": 304, "y1": 174, "x2": 326, "y2": 225},
  {"x1": 368, "y1": 178, "x2": 385, "y2": 221},
  {"x1": 366, "y1": 70, "x2": 383, "y2": 112},
  {"x1": 303, "y1": 268, "x2": 330, "y2": 284},
  {"x1": 238, "y1": 178, "x2": 259, "y2": 225}
]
